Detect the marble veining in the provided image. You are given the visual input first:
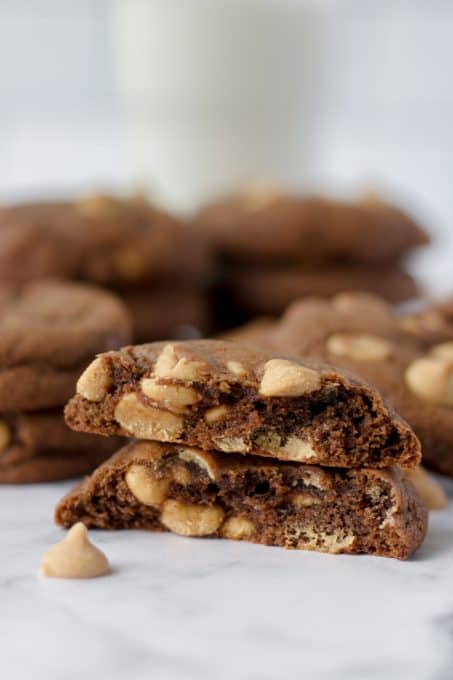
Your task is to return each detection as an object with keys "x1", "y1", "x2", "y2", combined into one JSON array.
[{"x1": 1, "y1": 478, "x2": 452, "y2": 680}]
